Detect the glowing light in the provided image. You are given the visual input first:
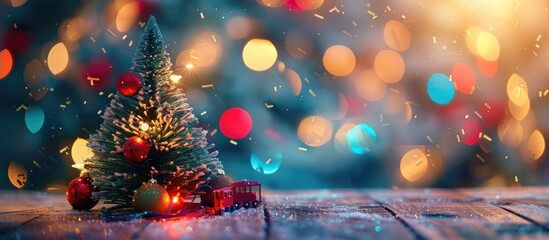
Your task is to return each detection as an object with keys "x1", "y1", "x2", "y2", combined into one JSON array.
[
  {"x1": 23, "y1": 59, "x2": 45, "y2": 87},
  {"x1": 0, "y1": 49, "x2": 13, "y2": 80},
  {"x1": 355, "y1": 70, "x2": 387, "y2": 102},
  {"x1": 527, "y1": 130, "x2": 545, "y2": 161},
  {"x1": 8, "y1": 161, "x2": 27, "y2": 189},
  {"x1": 506, "y1": 74, "x2": 528, "y2": 100},
  {"x1": 492, "y1": 0, "x2": 517, "y2": 20},
  {"x1": 476, "y1": 57, "x2": 498, "y2": 77},
  {"x1": 427, "y1": 73, "x2": 455, "y2": 105},
  {"x1": 140, "y1": 122, "x2": 150, "y2": 131},
  {"x1": 476, "y1": 31, "x2": 500, "y2": 61},
  {"x1": 242, "y1": 39, "x2": 278, "y2": 71},
  {"x1": 323, "y1": 45, "x2": 356, "y2": 77},
  {"x1": 226, "y1": 17, "x2": 254, "y2": 40},
  {"x1": 219, "y1": 108, "x2": 253, "y2": 139},
  {"x1": 185, "y1": 63, "x2": 194, "y2": 70},
  {"x1": 508, "y1": 96, "x2": 530, "y2": 121},
  {"x1": 498, "y1": 117, "x2": 524, "y2": 149},
  {"x1": 10, "y1": 0, "x2": 28, "y2": 7},
  {"x1": 383, "y1": 20, "x2": 411, "y2": 51},
  {"x1": 297, "y1": 116, "x2": 333, "y2": 147},
  {"x1": 295, "y1": 0, "x2": 324, "y2": 11},
  {"x1": 345, "y1": 124, "x2": 377, "y2": 155},
  {"x1": 251, "y1": 152, "x2": 283, "y2": 174},
  {"x1": 334, "y1": 123, "x2": 356, "y2": 154},
  {"x1": 60, "y1": 18, "x2": 86, "y2": 43},
  {"x1": 170, "y1": 74, "x2": 182, "y2": 83},
  {"x1": 191, "y1": 41, "x2": 222, "y2": 68},
  {"x1": 461, "y1": 119, "x2": 482, "y2": 145},
  {"x1": 71, "y1": 138, "x2": 94, "y2": 169},
  {"x1": 116, "y1": 2, "x2": 139, "y2": 32},
  {"x1": 47, "y1": 42, "x2": 69, "y2": 75},
  {"x1": 507, "y1": 74, "x2": 530, "y2": 121},
  {"x1": 374, "y1": 50, "x2": 405, "y2": 83},
  {"x1": 451, "y1": 63, "x2": 476, "y2": 94},
  {"x1": 400, "y1": 148, "x2": 428, "y2": 182},
  {"x1": 284, "y1": 69, "x2": 302, "y2": 96},
  {"x1": 25, "y1": 106, "x2": 45, "y2": 134}
]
